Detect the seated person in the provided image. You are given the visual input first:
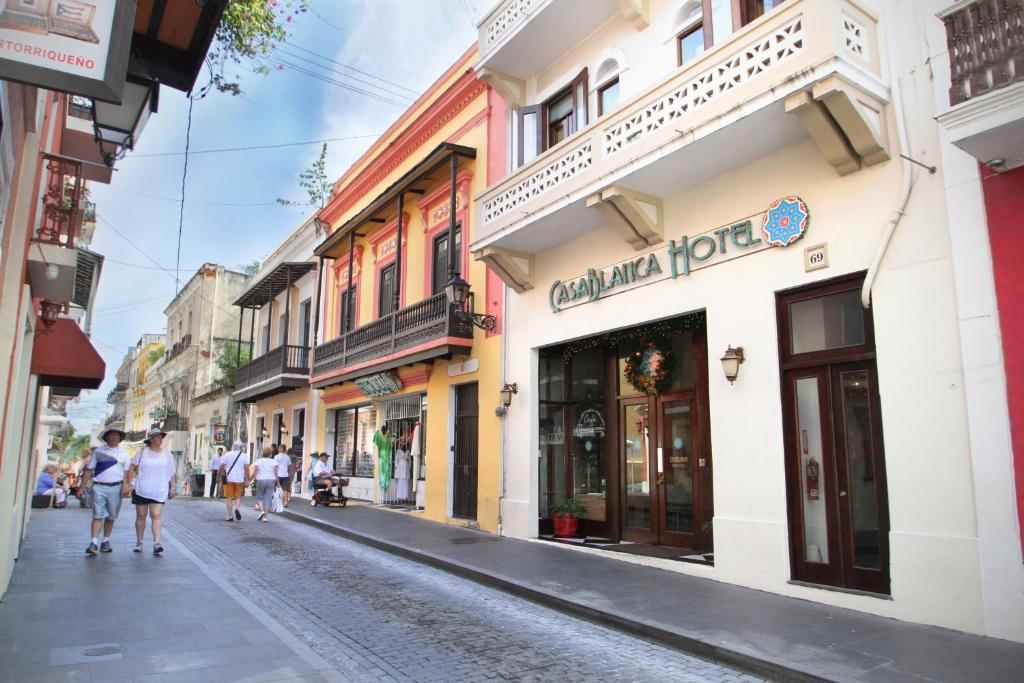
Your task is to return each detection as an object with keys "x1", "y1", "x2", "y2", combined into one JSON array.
[
  {"x1": 310, "y1": 452, "x2": 340, "y2": 493},
  {"x1": 36, "y1": 463, "x2": 68, "y2": 506}
]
